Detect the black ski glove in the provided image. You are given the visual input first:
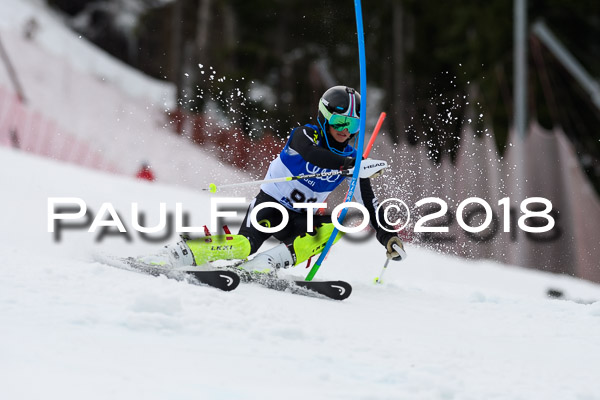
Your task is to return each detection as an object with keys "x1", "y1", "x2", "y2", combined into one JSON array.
[{"x1": 342, "y1": 157, "x2": 356, "y2": 170}]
